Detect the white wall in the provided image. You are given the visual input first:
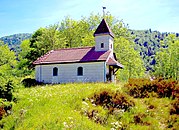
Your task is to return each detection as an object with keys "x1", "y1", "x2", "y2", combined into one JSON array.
[
  {"x1": 35, "y1": 62, "x2": 106, "y2": 83},
  {"x1": 95, "y1": 34, "x2": 113, "y2": 52}
]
